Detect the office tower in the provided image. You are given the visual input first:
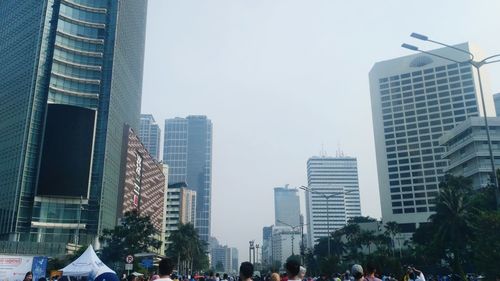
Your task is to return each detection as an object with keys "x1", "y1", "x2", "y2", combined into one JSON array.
[
  {"x1": 118, "y1": 126, "x2": 166, "y2": 254},
  {"x1": 369, "y1": 43, "x2": 494, "y2": 234},
  {"x1": 261, "y1": 226, "x2": 273, "y2": 265},
  {"x1": 211, "y1": 245, "x2": 233, "y2": 273},
  {"x1": 140, "y1": 114, "x2": 161, "y2": 160},
  {"x1": 306, "y1": 156, "x2": 362, "y2": 248},
  {"x1": 440, "y1": 117, "x2": 500, "y2": 189},
  {"x1": 163, "y1": 116, "x2": 213, "y2": 241},
  {"x1": 271, "y1": 226, "x2": 301, "y2": 266},
  {"x1": 274, "y1": 185, "x2": 301, "y2": 227},
  {"x1": 494, "y1": 93, "x2": 500, "y2": 117},
  {"x1": 231, "y1": 248, "x2": 239, "y2": 273},
  {"x1": 165, "y1": 182, "x2": 197, "y2": 250},
  {"x1": 0, "y1": 0, "x2": 148, "y2": 254}
]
